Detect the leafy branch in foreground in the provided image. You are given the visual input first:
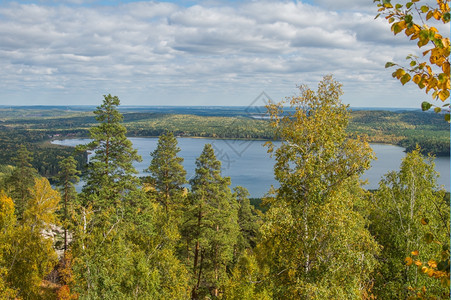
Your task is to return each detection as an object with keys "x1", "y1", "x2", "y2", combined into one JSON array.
[{"x1": 374, "y1": 0, "x2": 450, "y2": 120}]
